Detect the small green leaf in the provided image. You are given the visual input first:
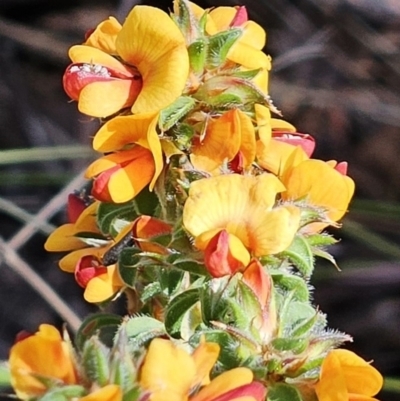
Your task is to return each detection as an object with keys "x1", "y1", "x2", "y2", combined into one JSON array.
[
  {"x1": 188, "y1": 39, "x2": 208, "y2": 74},
  {"x1": 117, "y1": 248, "x2": 142, "y2": 287},
  {"x1": 207, "y1": 28, "x2": 242, "y2": 68},
  {"x1": 268, "y1": 383, "x2": 303, "y2": 401},
  {"x1": 306, "y1": 233, "x2": 338, "y2": 247},
  {"x1": 39, "y1": 385, "x2": 86, "y2": 401},
  {"x1": 292, "y1": 312, "x2": 318, "y2": 337},
  {"x1": 124, "y1": 316, "x2": 165, "y2": 349},
  {"x1": 165, "y1": 288, "x2": 200, "y2": 337},
  {"x1": 206, "y1": 93, "x2": 243, "y2": 108},
  {"x1": 159, "y1": 96, "x2": 196, "y2": 131},
  {"x1": 200, "y1": 279, "x2": 230, "y2": 323},
  {"x1": 170, "y1": 257, "x2": 208, "y2": 276},
  {"x1": 75, "y1": 313, "x2": 122, "y2": 350},
  {"x1": 230, "y1": 68, "x2": 262, "y2": 79},
  {"x1": 271, "y1": 337, "x2": 309, "y2": 354},
  {"x1": 141, "y1": 282, "x2": 163, "y2": 303},
  {"x1": 97, "y1": 201, "x2": 138, "y2": 236},
  {"x1": 171, "y1": 123, "x2": 195, "y2": 151},
  {"x1": 82, "y1": 337, "x2": 110, "y2": 386},
  {"x1": 122, "y1": 387, "x2": 141, "y2": 401},
  {"x1": 313, "y1": 248, "x2": 340, "y2": 270},
  {"x1": 271, "y1": 271, "x2": 310, "y2": 302},
  {"x1": 281, "y1": 236, "x2": 314, "y2": 278}
]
